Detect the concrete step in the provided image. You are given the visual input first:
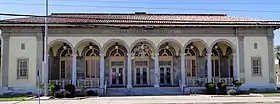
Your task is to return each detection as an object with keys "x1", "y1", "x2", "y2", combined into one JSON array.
[{"x1": 106, "y1": 87, "x2": 182, "y2": 96}]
